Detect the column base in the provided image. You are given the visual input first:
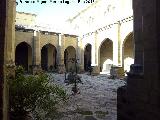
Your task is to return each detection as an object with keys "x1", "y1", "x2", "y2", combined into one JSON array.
[
  {"x1": 91, "y1": 66, "x2": 100, "y2": 75},
  {"x1": 31, "y1": 65, "x2": 42, "y2": 75},
  {"x1": 78, "y1": 64, "x2": 84, "y2": 73},
  {"x1": 57, "y1": 64, "x2": 65, "y2": 74},
  {"x1": 117, "y1": 64, "x2": 145, "y2": 120}
]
